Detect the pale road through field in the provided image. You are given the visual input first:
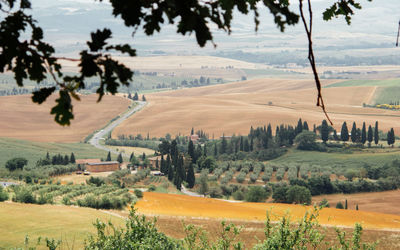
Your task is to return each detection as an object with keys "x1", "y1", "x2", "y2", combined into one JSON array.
[{"x1": 89, "y1": 101, "x2": 147, "y2": 158}]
